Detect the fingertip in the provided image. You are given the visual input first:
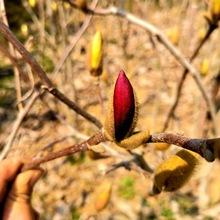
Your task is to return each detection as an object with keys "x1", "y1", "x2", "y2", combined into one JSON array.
[
  {"x1": 0, "y1": 158, "x2": 24, "y2": 202},
  {"x1": 9, "y1": 169, "x2": 43, "y2": 198}
]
